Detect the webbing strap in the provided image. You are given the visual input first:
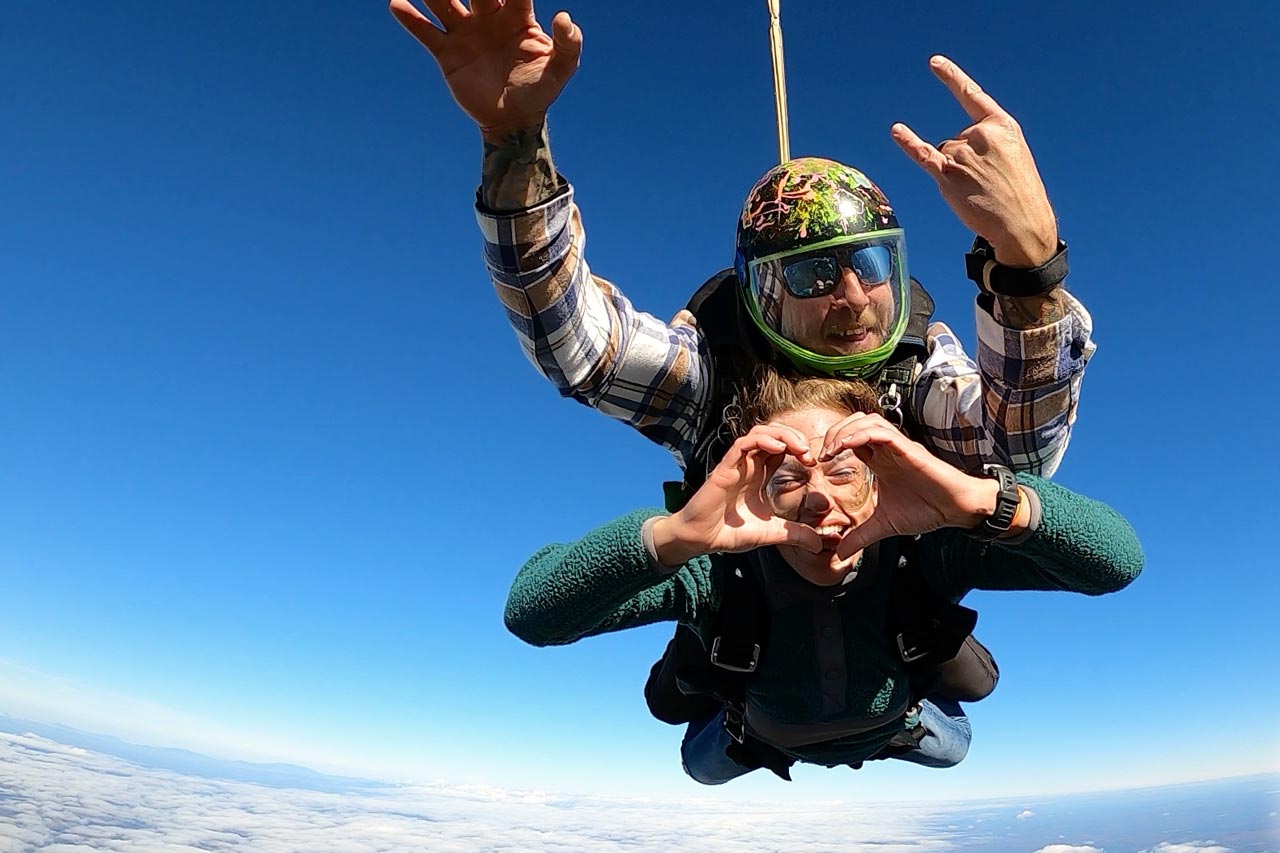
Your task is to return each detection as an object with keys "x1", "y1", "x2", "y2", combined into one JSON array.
[
  {"x1": 710, "y1": 555, "x2": 764, "y2": 674},
  {"x1": 887, "y1": 537, "x2": 980, "y2": 703}
]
